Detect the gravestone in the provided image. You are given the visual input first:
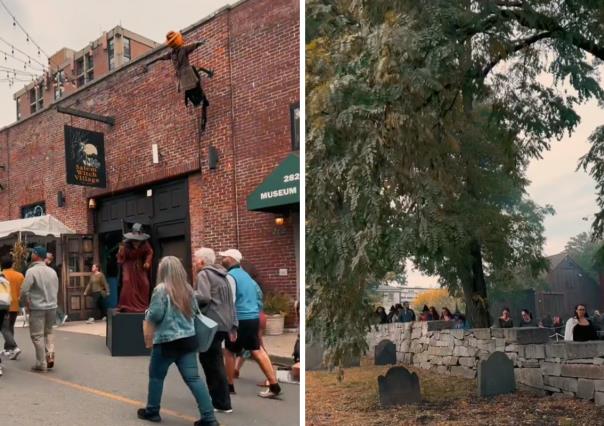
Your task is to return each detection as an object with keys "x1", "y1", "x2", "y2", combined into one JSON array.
[
  {"x1": 378, "y1": 366, "x2": 421, "y2": 406},
  {"x1": 478, "y1": 351, "x2": 515, "y2": 397},
  {"x1": 375, "y1": 339, "x2": 397, "y2": 365}
]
